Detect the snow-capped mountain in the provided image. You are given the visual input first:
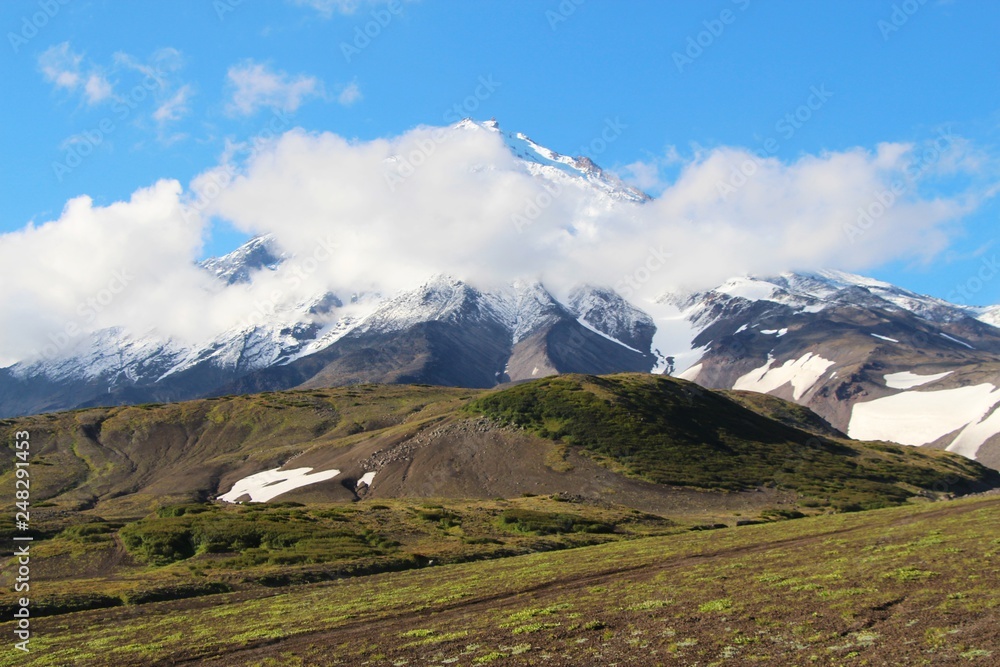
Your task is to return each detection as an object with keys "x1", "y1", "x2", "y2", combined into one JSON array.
[
  {"x1": 3, "y1": 120, "x2": 1000, "y2": 471},
  {"x1": 978, "y1": 305, "x2": 1000, "y2": 328},
  {"x1": 200, "y1": 234, "x2": 285, "y2": 285},
  {"x1": 456, "y1": 118, "x2": 650, "y2": 204},
  {"x1": 668, "y1": 271, "x2": 1000, "y2": 469},
  {"x1": 679, "y1": 270, "x2": 982, "y2": 324}
]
